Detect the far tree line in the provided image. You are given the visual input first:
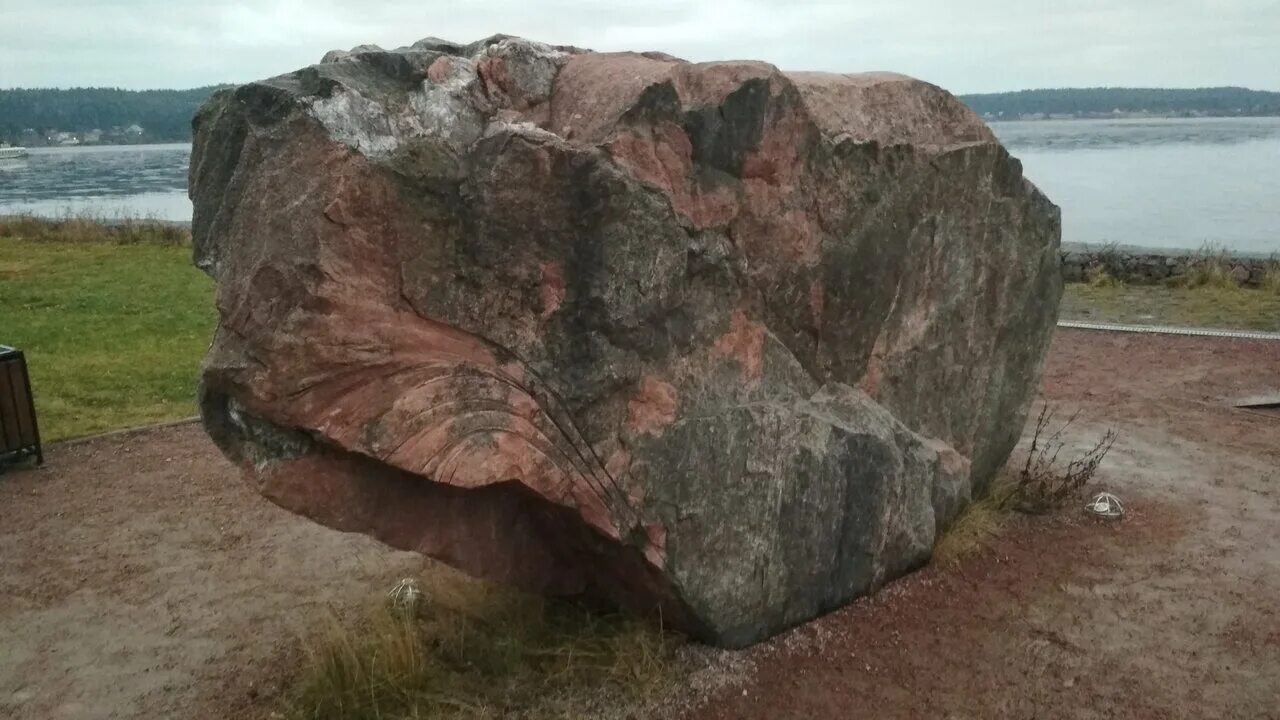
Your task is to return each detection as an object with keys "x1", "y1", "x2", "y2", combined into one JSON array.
[
  {"x1": 0, "y1": 86, "x2": 227, "y2": 146},
  {"x1": 3, "y1": 84, "x2": 1279, "y2": 146},
  {"x1": 959, "y1": 86, "x2": 1280, "y2": 119}
]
